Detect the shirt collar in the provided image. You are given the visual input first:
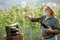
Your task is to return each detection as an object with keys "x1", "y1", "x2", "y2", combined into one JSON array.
[
  {"x1": 44, "y1": 15, "x2": 54, "y2": 20},
  {"x1": 50, "y1": 15, "x2": 54, "y2": 19}
]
